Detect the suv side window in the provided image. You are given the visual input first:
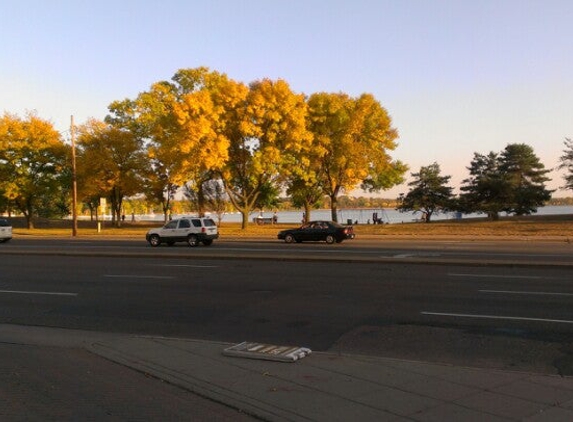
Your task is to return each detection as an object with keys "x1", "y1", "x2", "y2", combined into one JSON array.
[
  {"x1": 191, "y1": 219, "x2": 202, "y2": 228},
  {"x1": 164, "y1": 220, "x2": 177, "y2": 229},
  {"x1": 203, "y1": 219, "x2": 216, "y2": 227},
  {"x1": 178, "y1": 219, "x2": 191, "y2": 229}
]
